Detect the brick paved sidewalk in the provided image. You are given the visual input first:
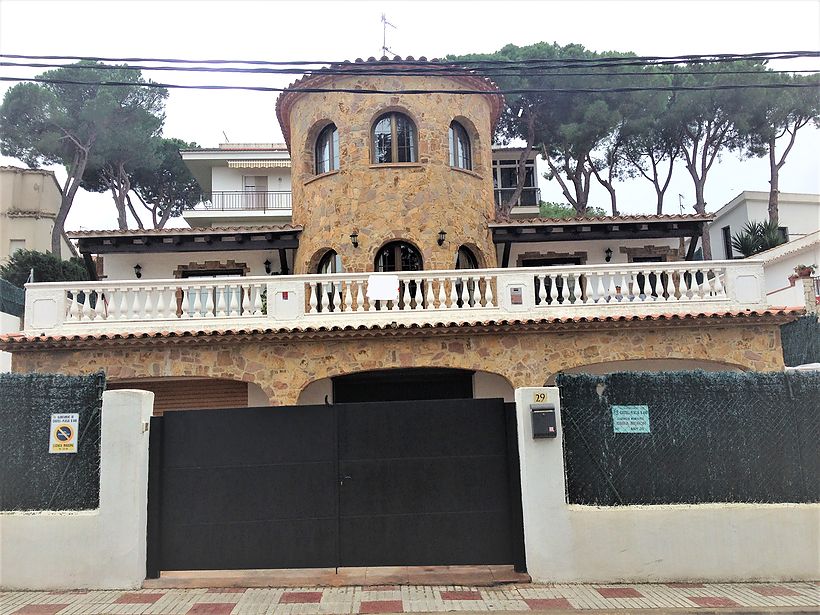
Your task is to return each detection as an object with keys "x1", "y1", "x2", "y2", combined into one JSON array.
[{"x1": 1, "y1": 583, "x2": 818, "y2": 614}]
